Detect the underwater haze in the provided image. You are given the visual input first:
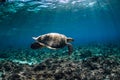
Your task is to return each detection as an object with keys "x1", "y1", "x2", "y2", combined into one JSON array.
[
  {"x1": 1, "y1": 0, "x2": 120, "y2": 79},
  {"x1": 0, "y1": 0, "x2": 120, "y2": 49}
]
